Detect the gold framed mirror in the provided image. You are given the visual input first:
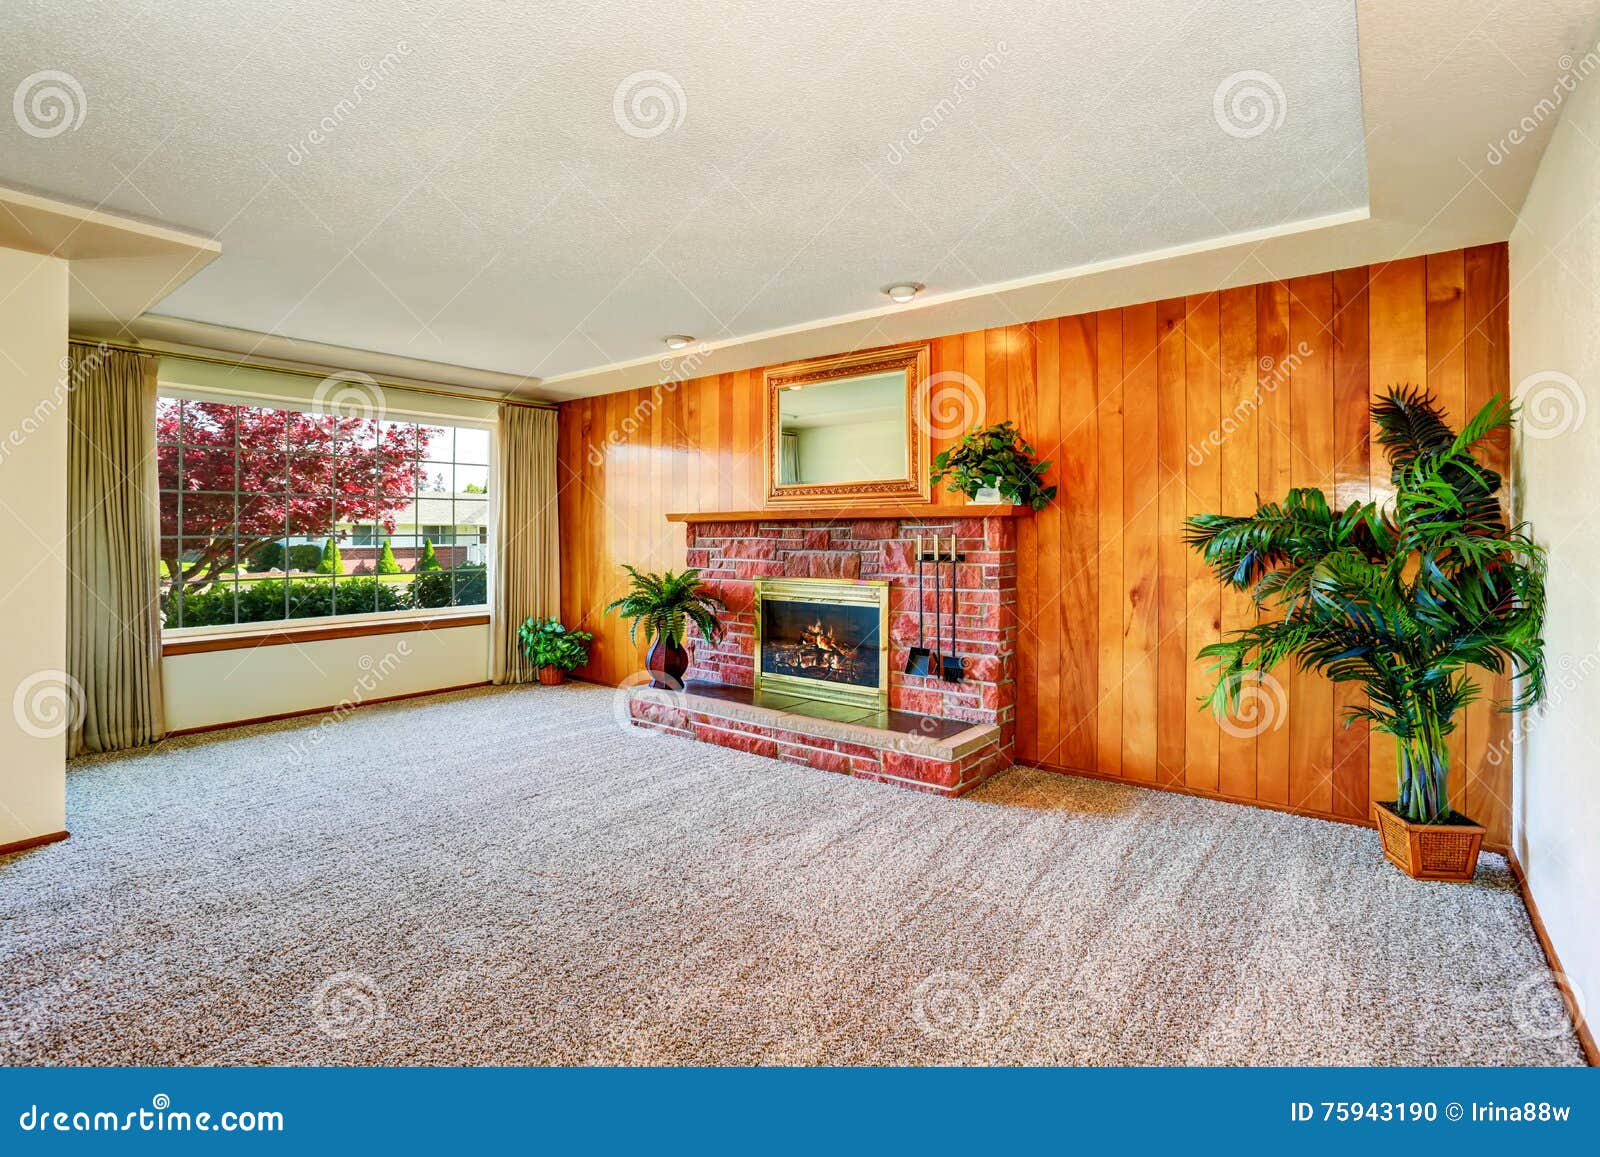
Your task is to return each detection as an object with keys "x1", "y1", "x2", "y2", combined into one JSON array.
[{"x1": 764, "y1": 342, "x2": 931, "y2": 506}]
